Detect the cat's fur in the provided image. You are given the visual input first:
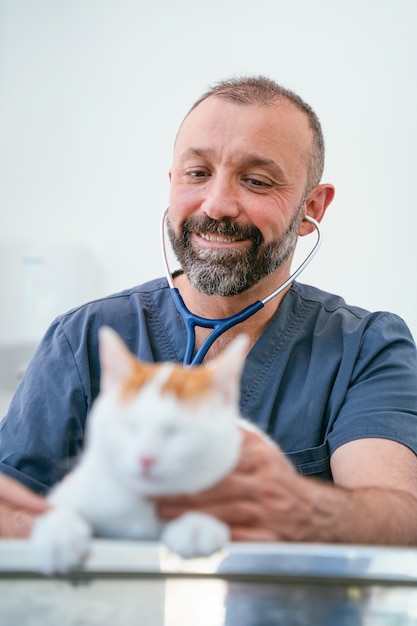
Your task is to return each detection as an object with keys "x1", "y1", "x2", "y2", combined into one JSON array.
[{"x1": 31, "y1": 327, "x2": 248, "y2": 575}]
